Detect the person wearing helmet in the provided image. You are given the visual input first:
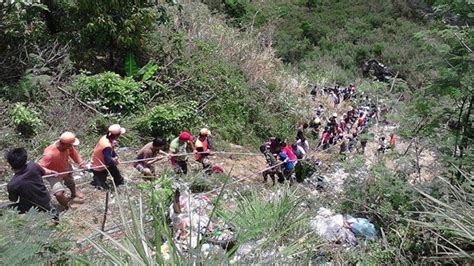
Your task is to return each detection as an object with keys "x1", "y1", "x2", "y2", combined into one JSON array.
[
  {"x1": 134, "y1": 138, "x2": 167, "y2": 178},
  {"x1": 90, "y1": 124, "x2": 126, "y2": 190},
  {"x1": 195, "y1": 128, "x2": 212, "y2": 173},
  {"x1": 169, "y1": 131, "x2": 195, "y2": 175},
  {"x1": 38, "y1": 131, "x2": 87, "y2": 209}
]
